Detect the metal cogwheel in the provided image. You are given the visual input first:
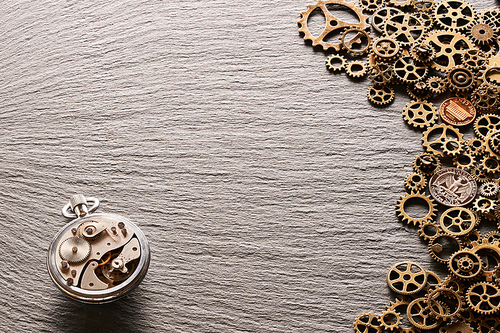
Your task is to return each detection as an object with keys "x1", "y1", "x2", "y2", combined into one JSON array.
[
  {"x1": 442, "y1": 138, "x2": 463, "y2": 157},
  {"x1": 297, "y1": 0, "x2": 370, "y2": 52},
  {"x1": 367, "y1": 85, "x2": 395, "y2": 106},
  {"x1": 387, "y1": 0, "x2": 413, "y2": 9},
  {"x1": 325, "y1": 54, "x2": 346, "y2": 72},
  {"x1": 447, "y1": 66, "x2": 477, "y2": 94},
  {"x1": 428, "y1": 234, "x2": 462, "y2": 264},
  {"x1": 448, "y1": 249, "x2": 483, "y2": 280},
  {"x1": 465, "y1": 281, "x2": 500, "y2": 315},
  {"x1": 466, "y1": 137, "x2": 485, "y2": 155},
  {"x1": 410, "y1": 43, "x2": 435, "y2": 63},
  {"x1": 387, "y1": 262, "x2": 427, "y2": 295},
  {"x1": 423, "y1": 30, "x2": 475, "y2": 73},
  {"x1": 353, "y1": 313, "x2": 382, "y2": 333},
  {"x1": 474, "y1": 114, "x2": 500, "y2": 140},
  {"x1": 406, "y1": 297, "x2": 442, "y2": 330},
  {"x1": 434, "y1": 0, "x2": 476, "y2": 32},
  {"x1": 413, "y1": 152, "x2": 441, "y2": 176},
  {"x1": 418, "y1": 220, "x2": 441, "y2": 241},
  {"x1": 404, "y1": 172, "x2": 427, "y2": 192},
  {"x1": 471, "y1": 84, "x2": 499, "y2": 113},
  {"x1": 480, "y1": 181, "x2": 500, "y2": 197},
  {"x1": 461, "y1": 48, "x2": 488, "y2": 70},
  {"x1": 340, "y1": 27, "x2": 372, "y2": 56},
  {"x1": 406, "y1": 81, "x2": 433, "y2": 100},
  {"x1": 395, "y1": 191, "x2": 437, "y2": 226},
  {"x1": 369, "y1": 62, "x2": 394, "y2": 86},
  {"x1": 421, "y1": 123, "x2": 464, "y2": 157},
  {"x1": 379, "y1": 309, "x2": 401, "y2": 331},
  {"x1": 426, "y1": 285, "x2": 463, "y2": 320},
  {"x1": 411, "y1": 0, "x2": 435, "y2": 13},
  {"x1": 470, "y1": 164, "x2": 491, "y2": 183},
  {"x1": 393, "y1": 57, "x2": 428, "y2": 83},
  {"x1": 484, "y1": 230, "x2": 500, "y2": 244},
  {"x1": 359, "y1": 0, "x2": 385, "y2": 14},
  {"x1": 58, "y1": 236, "x2": 91, "y2": 264},
  {"x1": 468, "y1": 21, "x2": 498, "y2": 45},
  {"x1": 402, "y1": 99, "x2": 437, "y2": 129},
  {"x1": 371, "y1": 7, "x2": 403, "y2": 33},
  {"x1": 372, "y1": 37, "x2": 401, "y2": 61},
  {"x1": 439, "y1": 207, "x2": 476, "y2": 237},
  {"x1": 481, "y1": 9, "x2": 500, "y2": 33},
  {"x1": 472, "y1": 196, "x2": 497, "y2": 215},
  {"x1": 346, "y1": 60, "x2": 369, "y2": 78},
  {"x1": 452, "y1": 151, "x2": 474, "y2": 170},
  {"x1": 426, "y1": 76, "x2": 448, "y2": 95},
  {"x1": 479, "y1": 155, "x2": 500, "y2": 173},
  {"x1": 384, "y1": 14, "x2": 426, "y2": 47}
]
